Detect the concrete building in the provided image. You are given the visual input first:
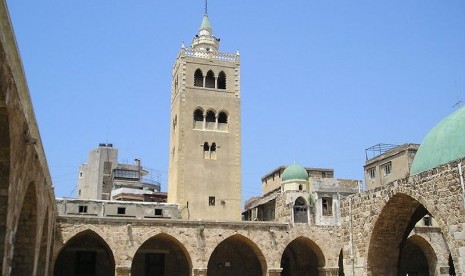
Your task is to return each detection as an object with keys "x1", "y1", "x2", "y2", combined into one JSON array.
[
  {"x1": 78, "y1": 143, "x2": 163, "y2": 202},
  {"x1": 364, "y1": 143, "x2": 419, "y2": 190},
  {"x1": 167, "y1": 14, "x2": 242, "y2": 221}
]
